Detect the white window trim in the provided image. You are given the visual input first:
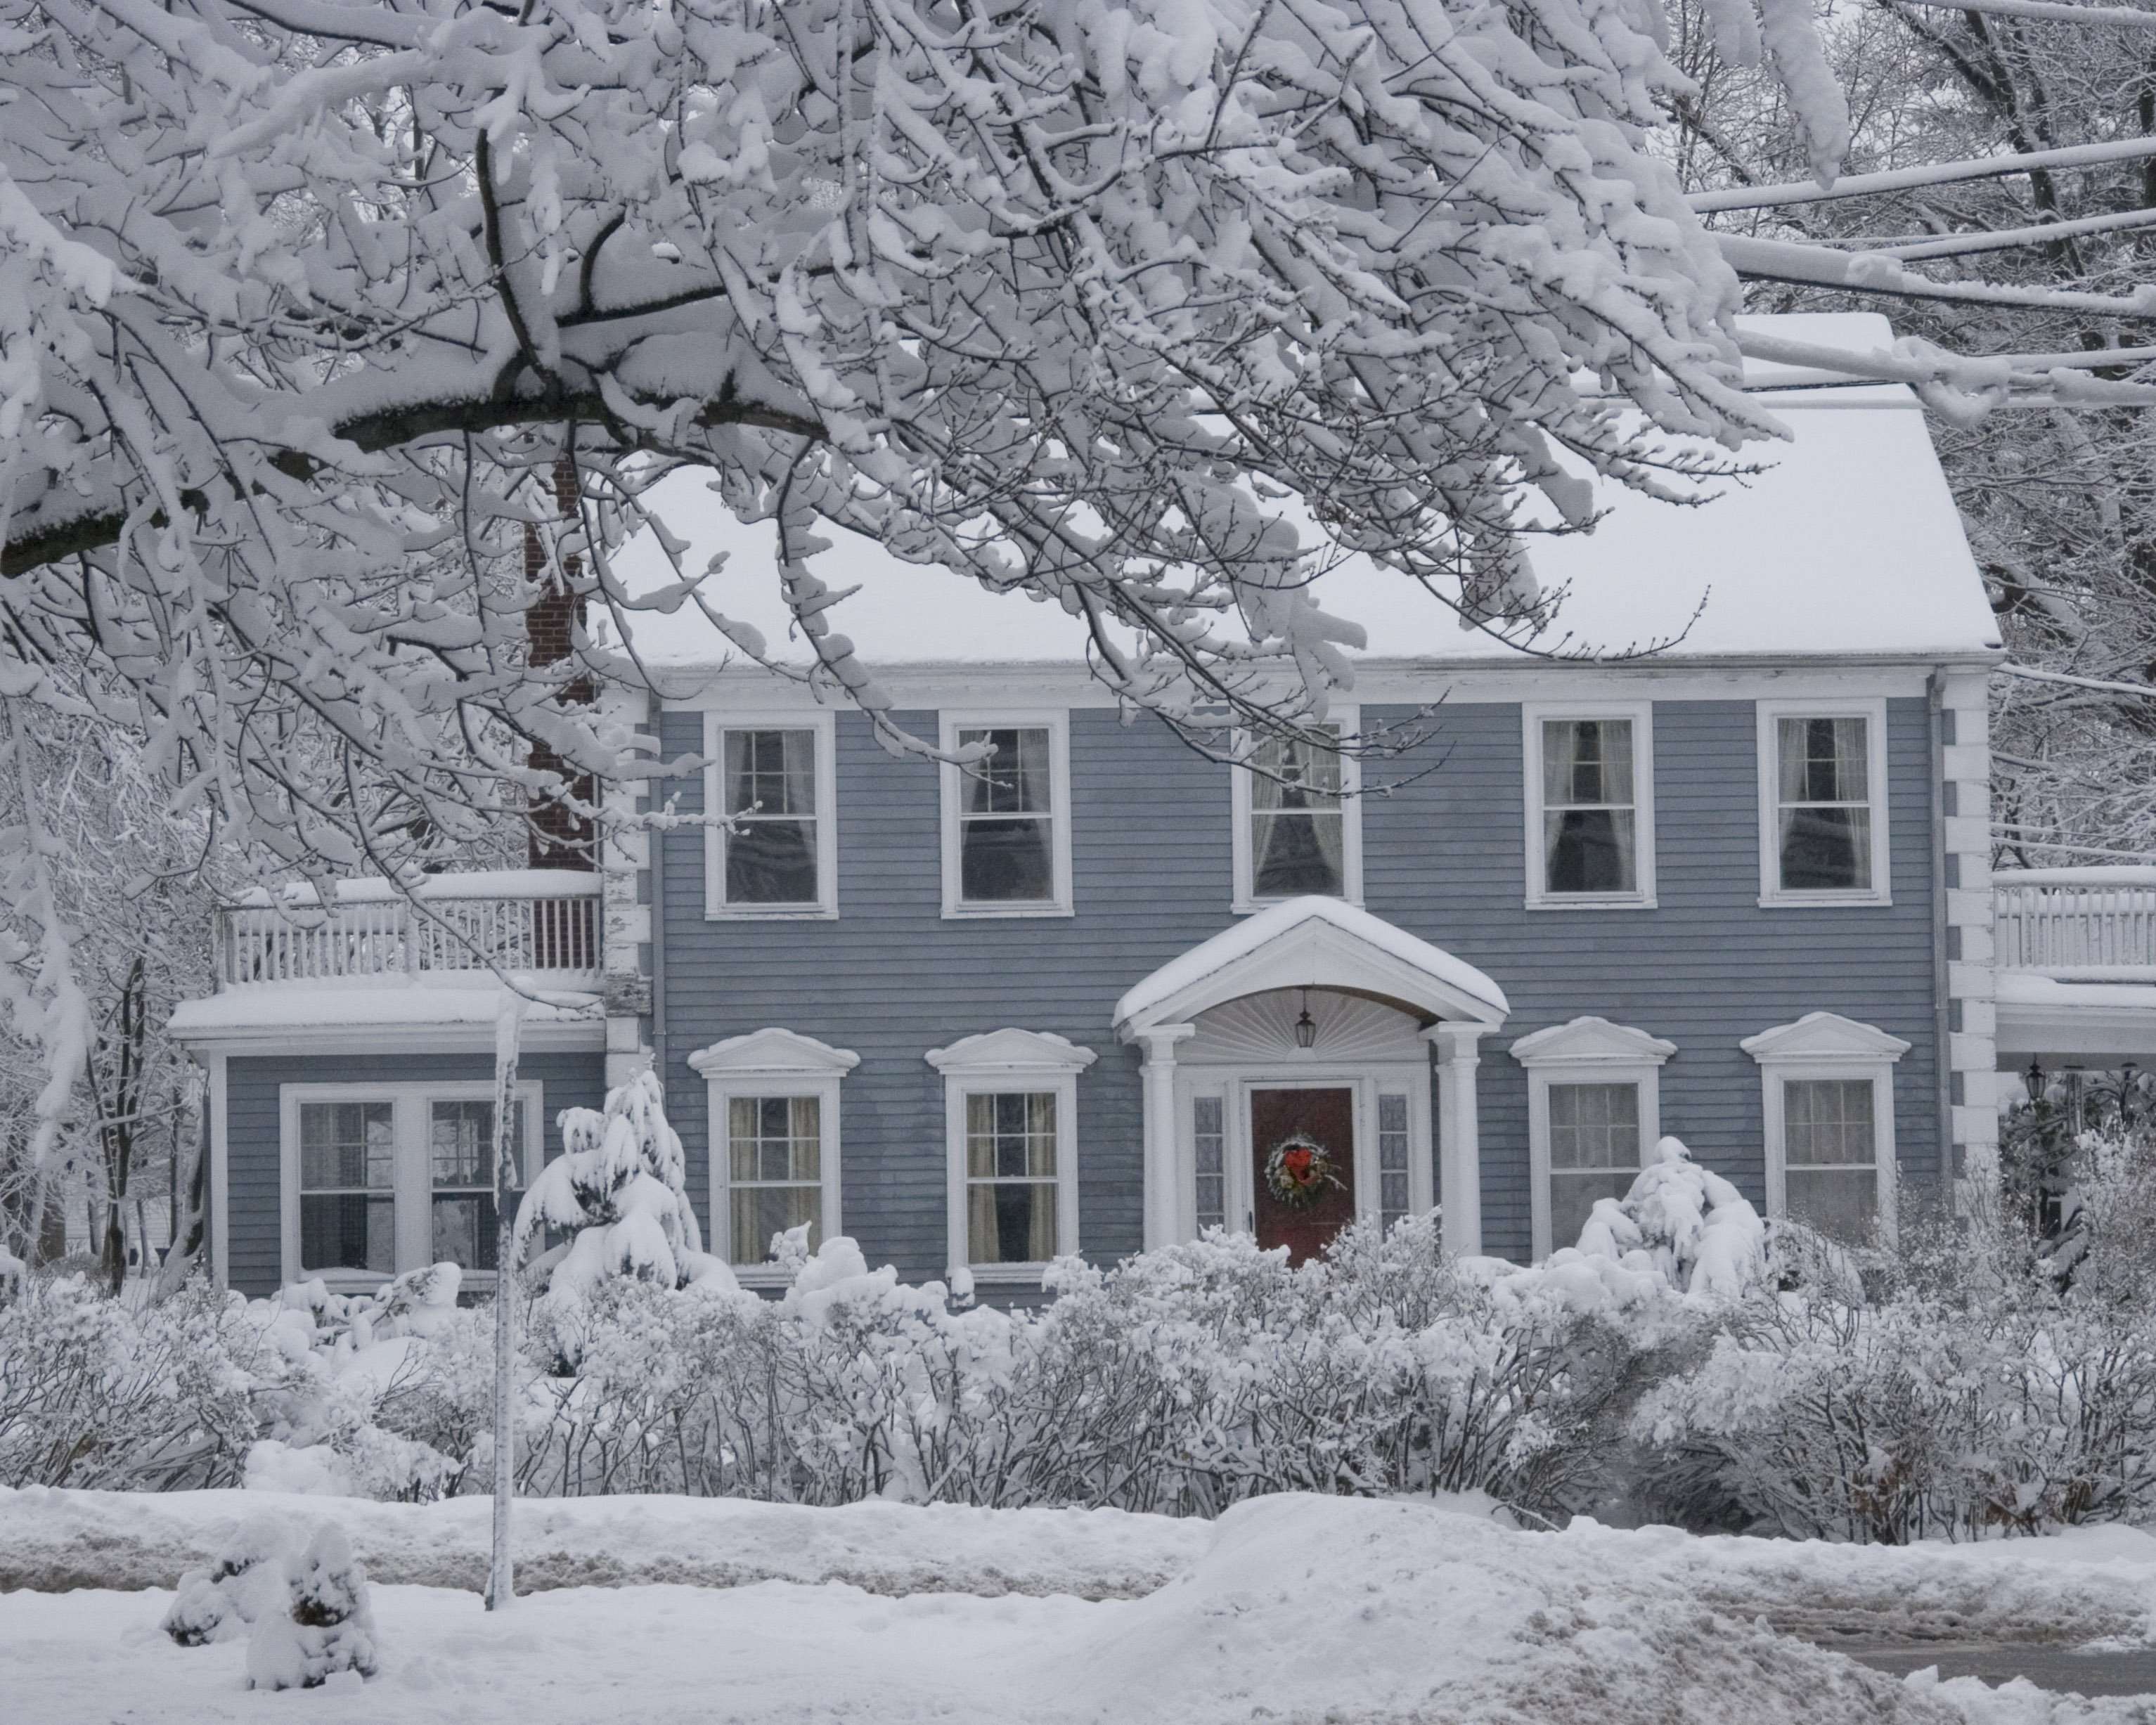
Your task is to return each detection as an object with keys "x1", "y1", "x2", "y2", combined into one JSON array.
[
  {"x1": 1521, "y1": 702, "x2": 1657, "y2": 910},
  {"x1": 938, "y1": 711, "x2": 1074, "y2": 919},
  {"x1": 1510, "y1": 1016, "x2": 1675, "y2": 1260},
  {"x1": 927, "y1": 1028, "x2": 1096, "y2": 1282},
  {"x1": 704, "y1": 709, "x2": 839, "y2": 920},
  {"x1": 1755, "y1": 697, "x2": 1892, "y2": 908},
  {"x1": 1230, "y1": 706, "x2": 1363, "y2": 914},
  {"x1": 278, "y1": 1080, "x2": 543, "y2": 1291},
  {"x1": 1743, "y1": 1012, "x2": 1911, "y2": 1240},
  {"x1": 688, "y1": 1028, "x2": 858, "y2": 1285}
]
